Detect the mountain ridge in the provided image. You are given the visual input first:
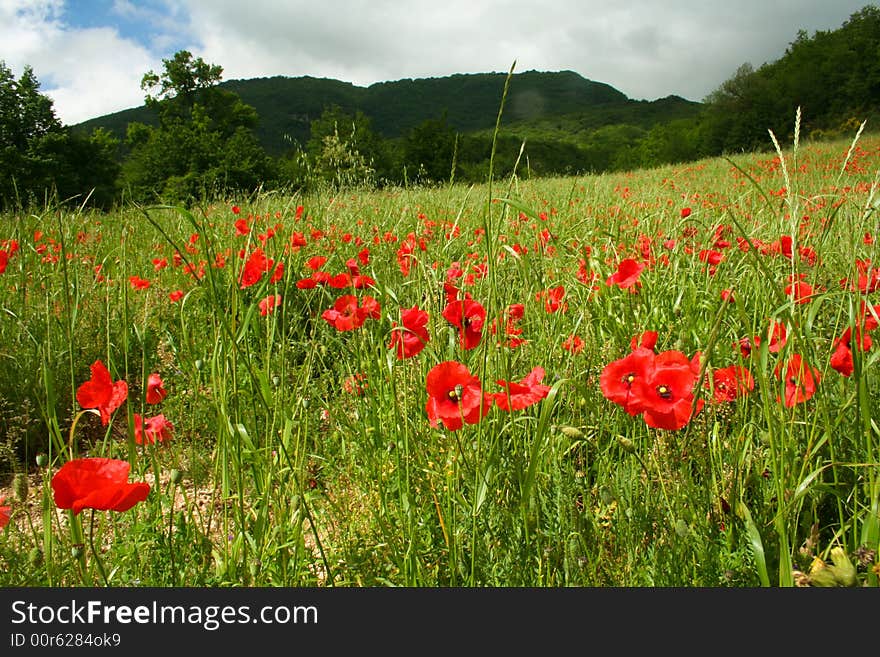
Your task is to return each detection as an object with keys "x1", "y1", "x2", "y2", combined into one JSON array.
[{"x1": 72, "y1": 69, "x2": 702, "y2": 156}]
